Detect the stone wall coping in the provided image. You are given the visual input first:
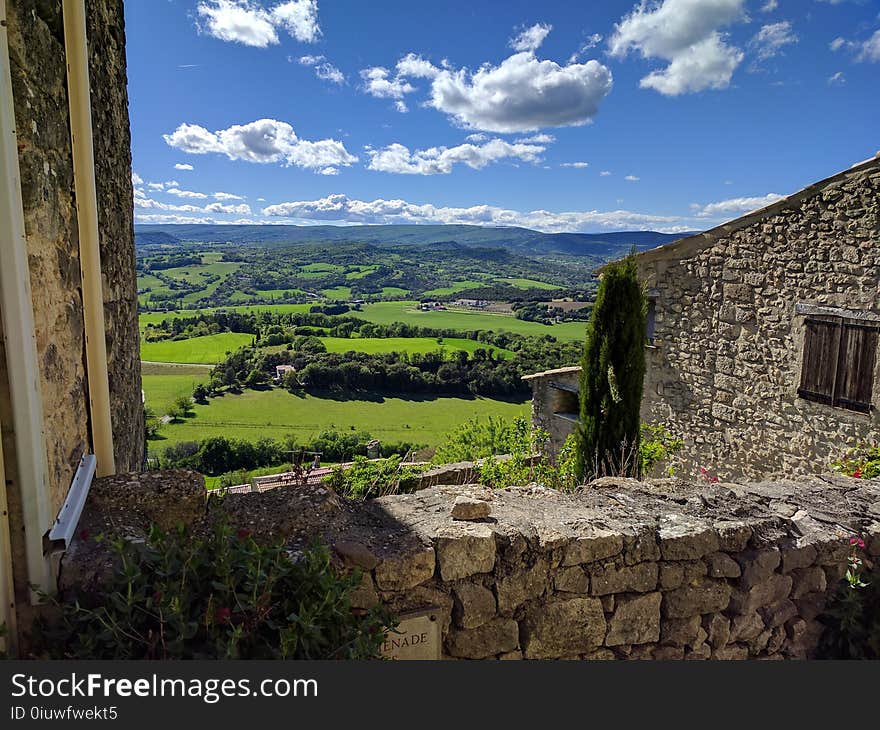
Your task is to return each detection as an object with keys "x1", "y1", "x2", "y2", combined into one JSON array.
[{"x1": 521, "y1": 365, "x2": 582, "y2": 381}]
